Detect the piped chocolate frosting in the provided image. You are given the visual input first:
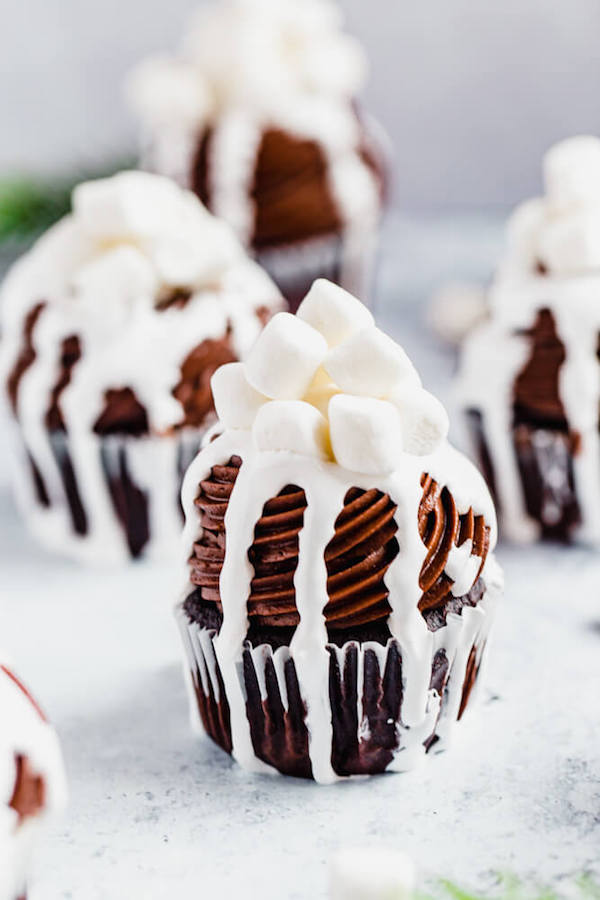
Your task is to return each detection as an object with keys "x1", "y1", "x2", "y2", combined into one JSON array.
[
  {"x1": 192, "y1": 123, "x2": 385, "y2": 252},
  {"x1": 513, "y1": 307, "x2": 568, "y2": 429},
  {"x1": 188, "y1": 455, "x2": 490, "y2": 632}
]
